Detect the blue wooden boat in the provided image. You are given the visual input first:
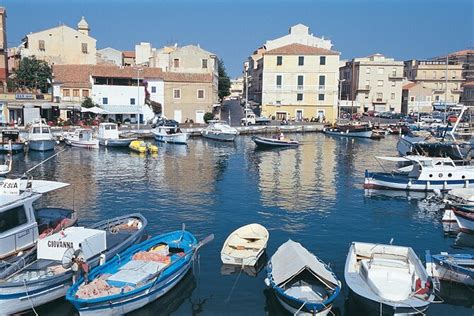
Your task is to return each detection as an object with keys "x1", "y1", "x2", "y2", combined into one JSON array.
[
  {"x1": 66, "y1": 230, "x2": 213, "y2": 315},
  {"x1": 323, "y1": 125, "x2": 373, "y2": 138},
  {"x1": 265, "y1": 240, "x2": 341, "y2": 315},
  {"x1": 252, "y1": 135, "x2": 299, "y2": 148},
  {"x1": 0, "y1": 213, "x2": 147, "y2": 315},
  {"x1": 426, "y1": 251, "x2": 474, "y2": 286}
]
